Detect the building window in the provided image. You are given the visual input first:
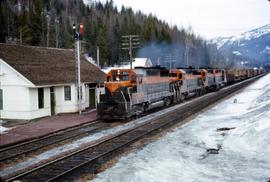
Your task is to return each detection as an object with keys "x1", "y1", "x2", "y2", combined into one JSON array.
[
  {"x1": 0, "y1": 89, "x2": 3, "y2": 110},
  {"x1": 38, "y1": 88, "x2": 44, "y2": 109},
  {"x1": 64, "y1": 86, "x2": 71, "y2": 101}
]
